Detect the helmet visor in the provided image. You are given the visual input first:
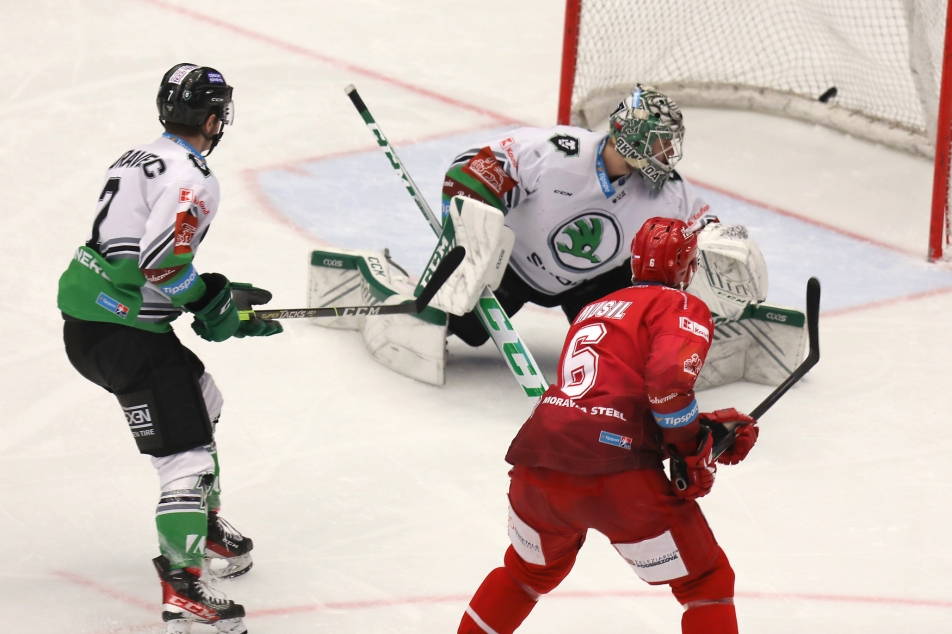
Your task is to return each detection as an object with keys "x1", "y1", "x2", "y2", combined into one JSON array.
[{"x1": 221, "y1": 98, "x2": 235, "y2": 126}]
